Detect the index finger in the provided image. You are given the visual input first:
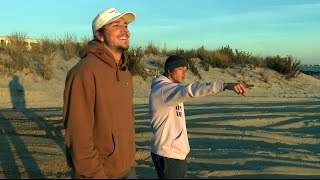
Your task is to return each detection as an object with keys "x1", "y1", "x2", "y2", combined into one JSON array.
[{"x1": 244, "y1": 83, "x2": 254, "y2": 88}]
